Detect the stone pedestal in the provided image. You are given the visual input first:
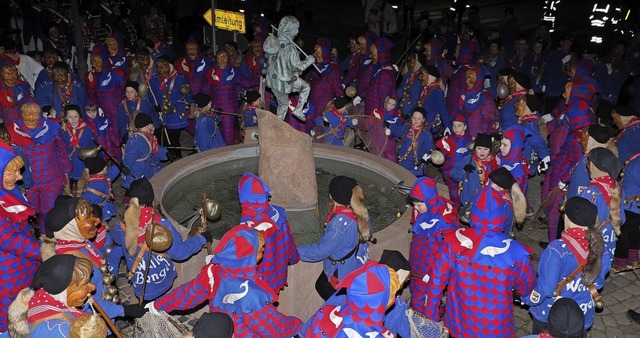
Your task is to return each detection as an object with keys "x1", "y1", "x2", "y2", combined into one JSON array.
[{"x1": 257, "y1": 110, "x2": 318, "y2": 211}]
